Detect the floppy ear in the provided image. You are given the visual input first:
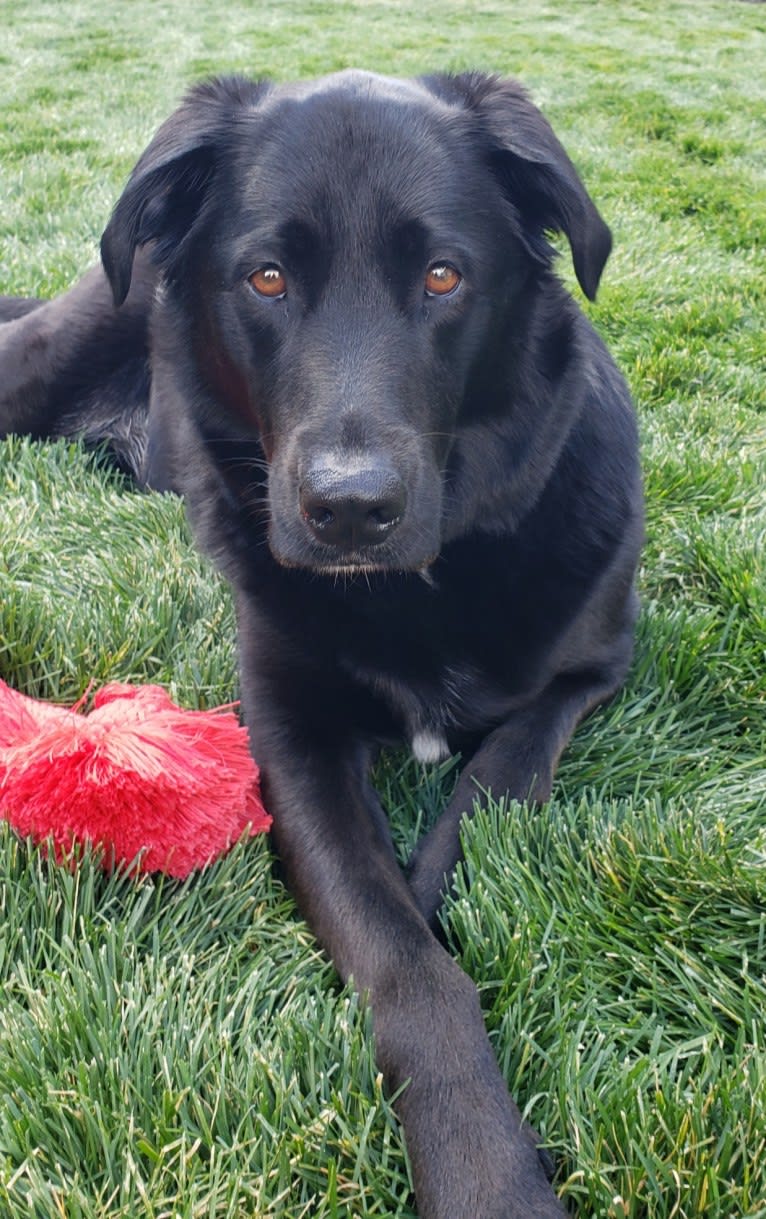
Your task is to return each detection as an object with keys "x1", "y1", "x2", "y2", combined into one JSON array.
[
  {"x1": 423, "y1": 72, "x2": 612, "y2": 300},
  {"x1": 101, "y1": 76, "x2": 270, "y2": 306}
]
